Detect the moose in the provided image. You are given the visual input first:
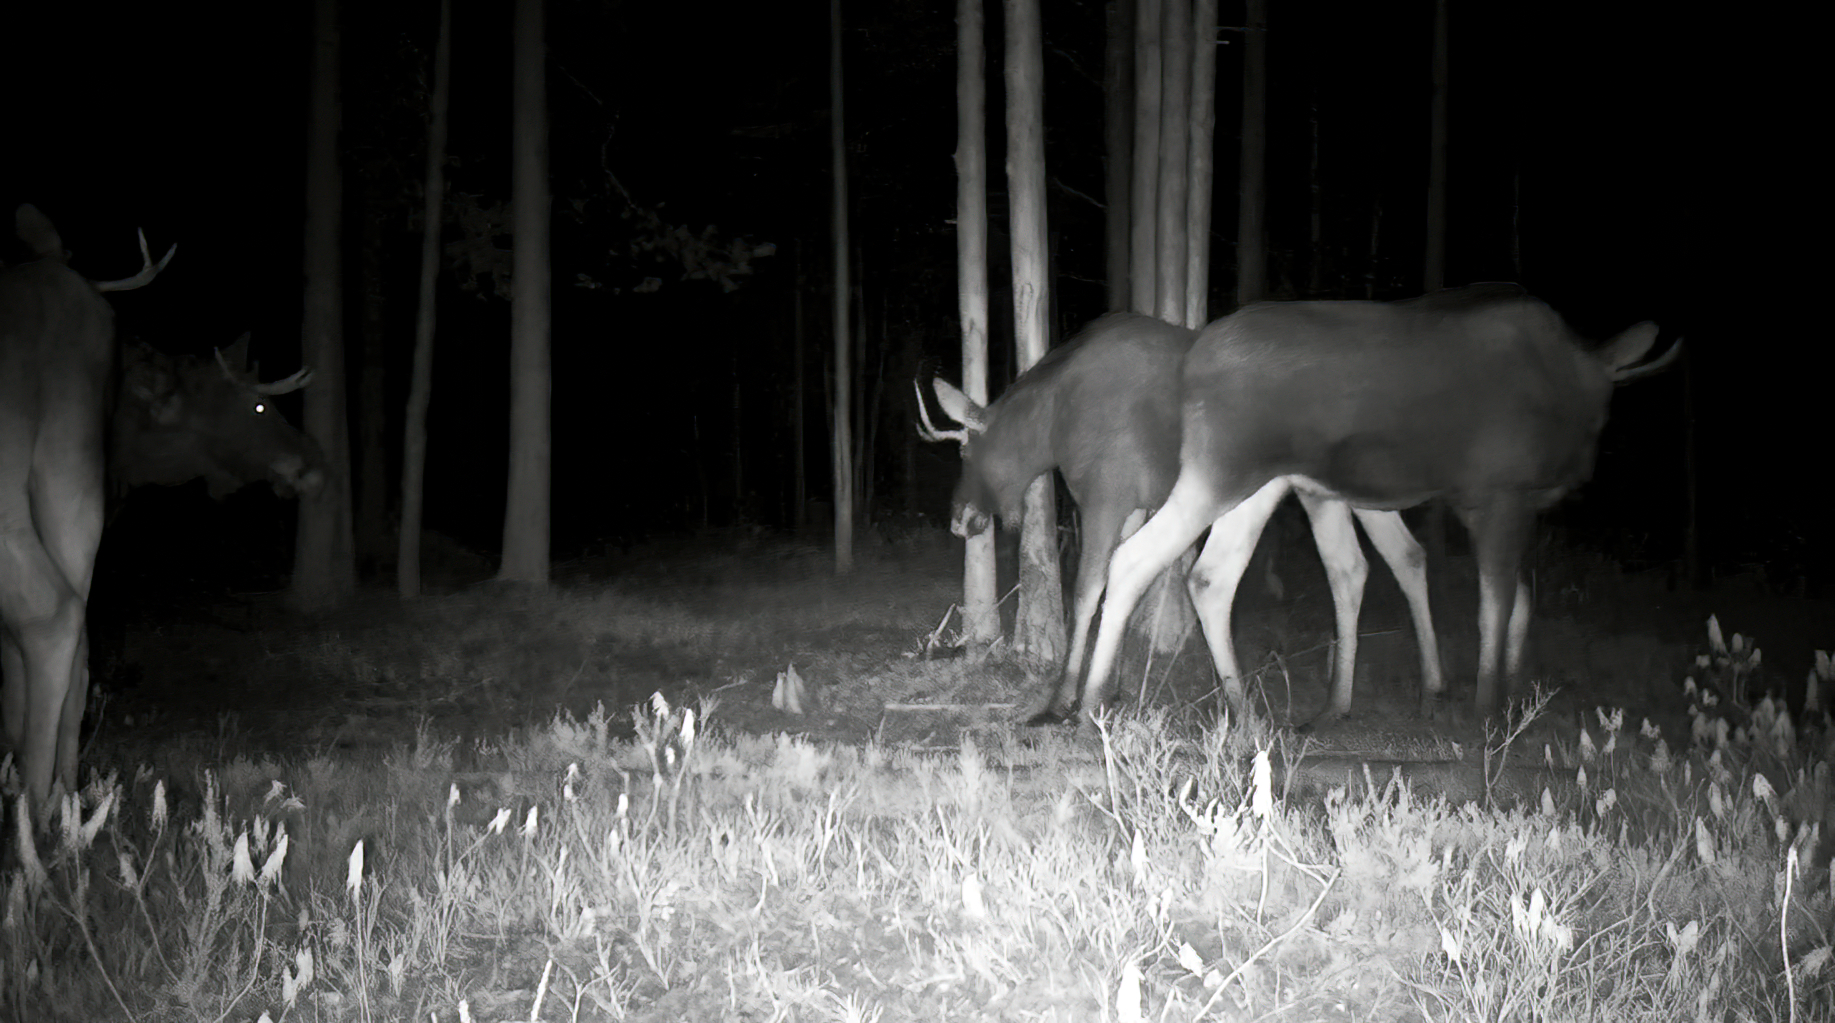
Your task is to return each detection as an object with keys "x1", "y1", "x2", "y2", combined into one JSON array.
[
  {"x1": 919, "y1": 311, "x2": 1445, "y2": 724},
  {"x1": 1064, "y1": 287, "x2": 1674, "y2": 723},
  {"x1": 2, "y1": 205, "x2": 323, "y2": 811}
]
